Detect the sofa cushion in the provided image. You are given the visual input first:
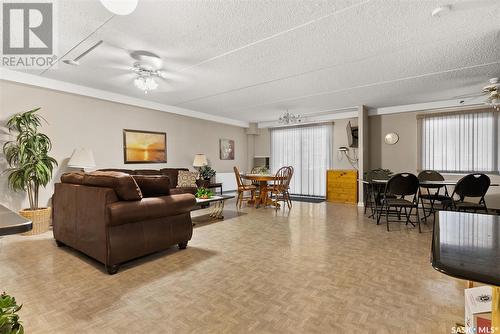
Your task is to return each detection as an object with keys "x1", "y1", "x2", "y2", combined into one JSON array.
[
  {"x1": 83, "y1": 171, "x2": 143, "y2": 201},
  {"x1": 177, "y1": 170, "x2": 199, "y2": 188},
  {"x1": 107, "y1": 194, "x2": 196, "y2": 226},
  {"x1": 98, "y1": 168, "x2": 136, "y2": 175},
  {"x1": 61, "y1": 172, "x2": 85, "y2": 184},
  {"x1": 134, "y1": 169, "x2": 162, "y2": 176},
  {"x1": 132, "y1": 175, "x2": 170, "y2": 197},
  {"x1": 160, "y1": 168, "x2": 188, "y2": 188},
  {"x1": 170, "y1": 187, "x2": 197, "y2": 195}
]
